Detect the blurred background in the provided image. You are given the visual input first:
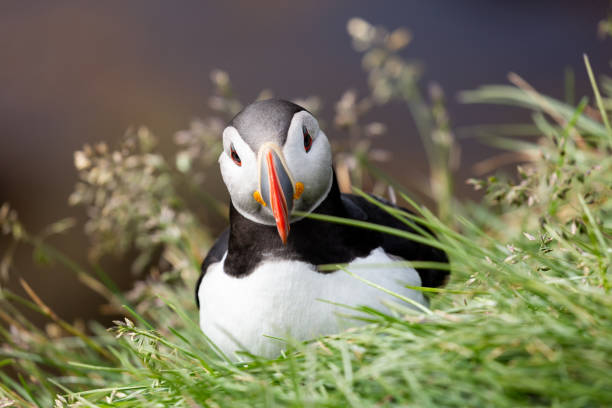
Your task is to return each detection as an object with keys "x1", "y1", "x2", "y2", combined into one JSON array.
[{"x1": 1, "y1": 0, "x2": 610, "y2": 325}]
